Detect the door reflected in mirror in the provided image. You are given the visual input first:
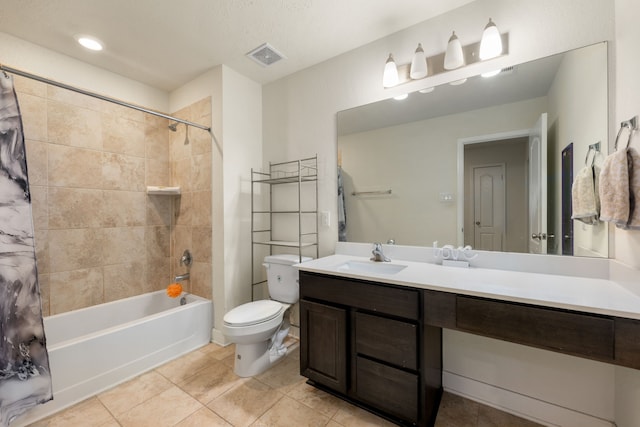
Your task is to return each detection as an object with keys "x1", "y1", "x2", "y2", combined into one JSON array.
[{"x1": 337, "y1": 42, "x2": 608, "y2": 258}]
